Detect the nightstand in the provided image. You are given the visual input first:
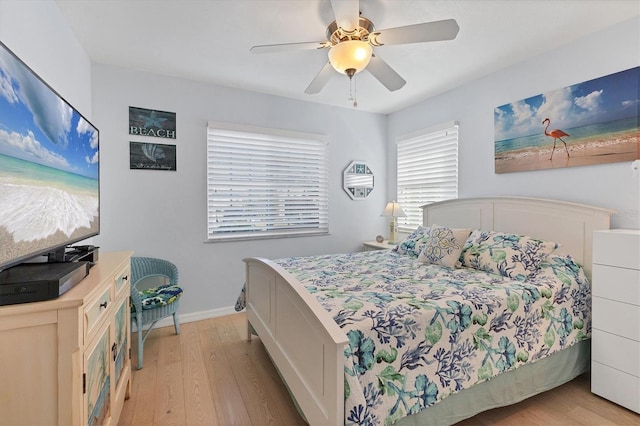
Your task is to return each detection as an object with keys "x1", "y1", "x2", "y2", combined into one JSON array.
[
  {"x1": 591, "y1": 229, "x2": 640, "y2": 414},
  {"x1": 363, "y1": 240, "x2": 395, "y2": 251}
]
